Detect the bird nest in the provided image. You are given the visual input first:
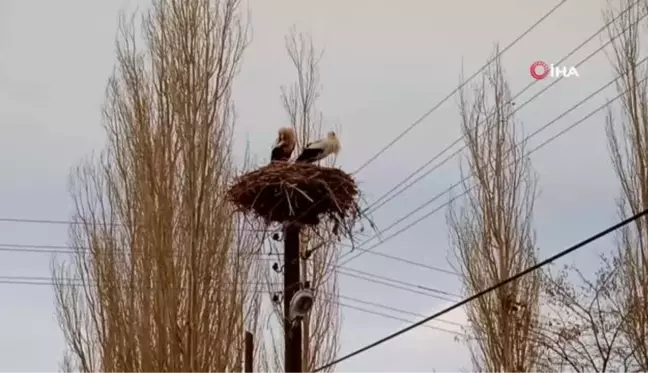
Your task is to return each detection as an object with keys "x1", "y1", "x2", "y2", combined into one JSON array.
[{"x1": 227, "y1": 162, "x2": 360, "y2": 229}]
